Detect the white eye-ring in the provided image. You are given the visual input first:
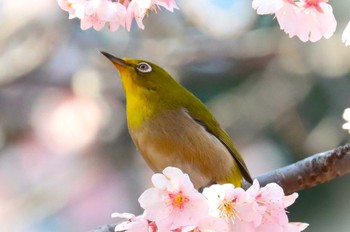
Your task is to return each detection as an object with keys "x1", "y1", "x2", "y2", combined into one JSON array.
[{"x1": 136, "y1": 62, "x2": 152, "y2": 73}]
